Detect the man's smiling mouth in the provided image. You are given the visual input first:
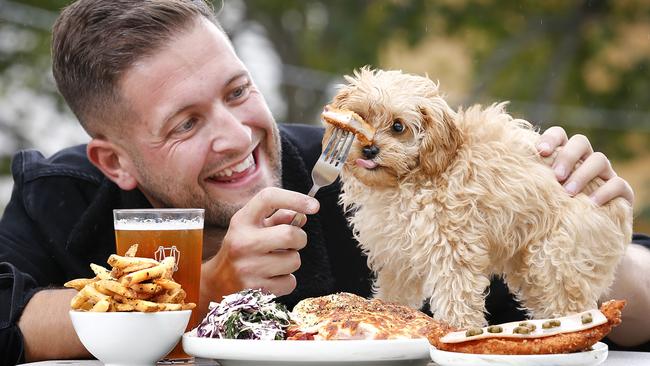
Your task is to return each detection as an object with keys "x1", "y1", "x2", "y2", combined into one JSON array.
[{"x1": 208, "y1": 153, "x2": 256, "y2": 183}]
